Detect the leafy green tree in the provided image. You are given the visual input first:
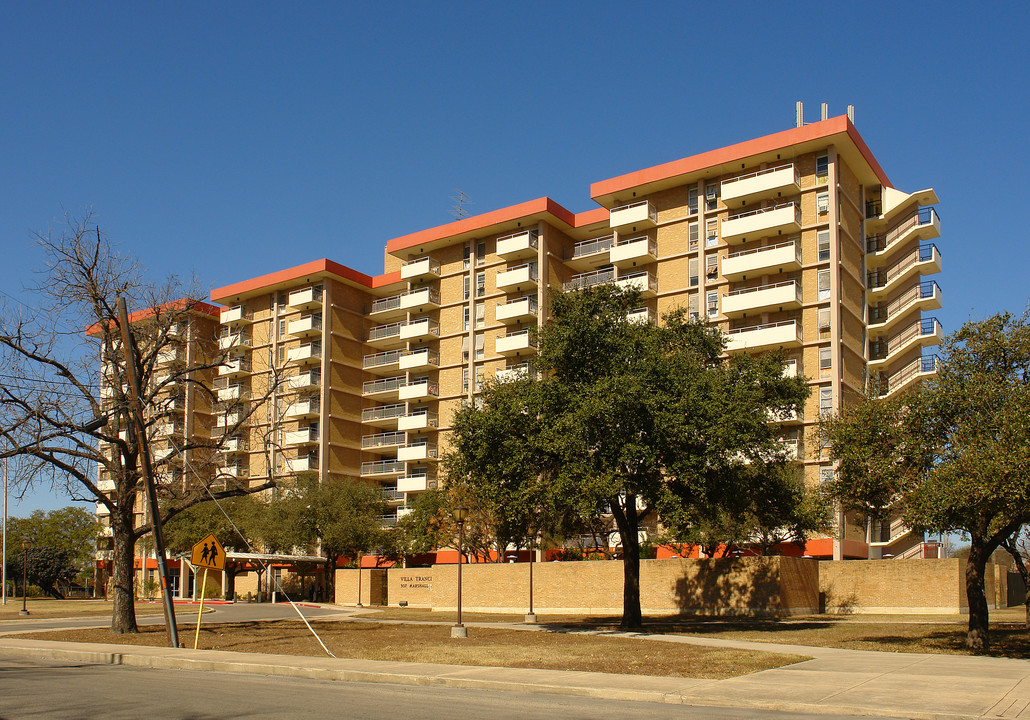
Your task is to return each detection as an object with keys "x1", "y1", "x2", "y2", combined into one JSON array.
[
  {"x1": 447, "y1": 286, "x2": 808, "y2": 629},
  {"x1": 5, "y1": 507, "x2": 100, "y2": 596},
  {"x1": 824, "y1": 311, "x2": 1030, "y2": 652}
]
